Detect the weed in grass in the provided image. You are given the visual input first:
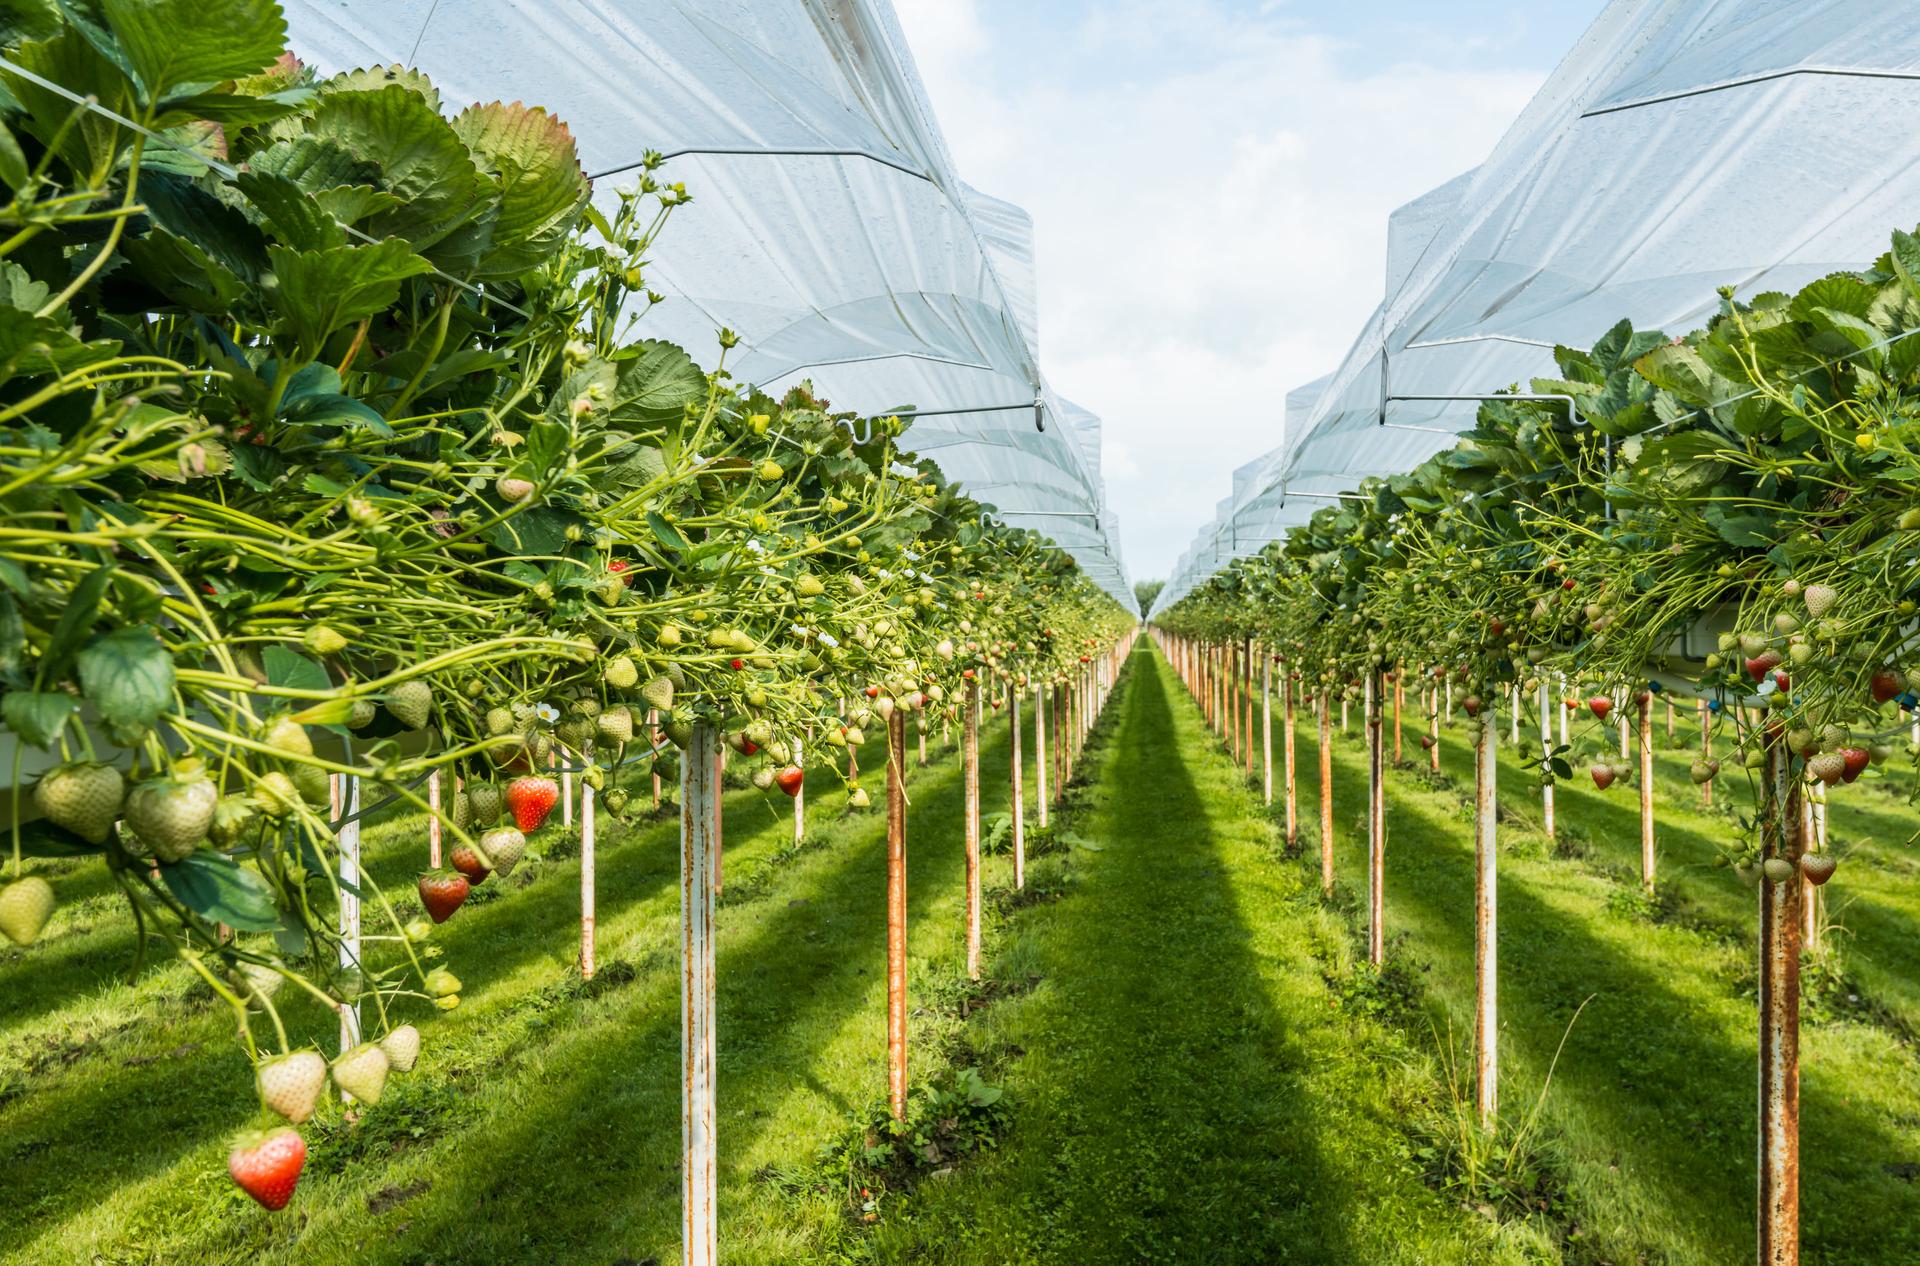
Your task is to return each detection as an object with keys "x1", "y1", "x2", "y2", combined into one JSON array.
[{"x1": 1413, "y1": 1001, "x2": 1592, "y2": 1226}]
